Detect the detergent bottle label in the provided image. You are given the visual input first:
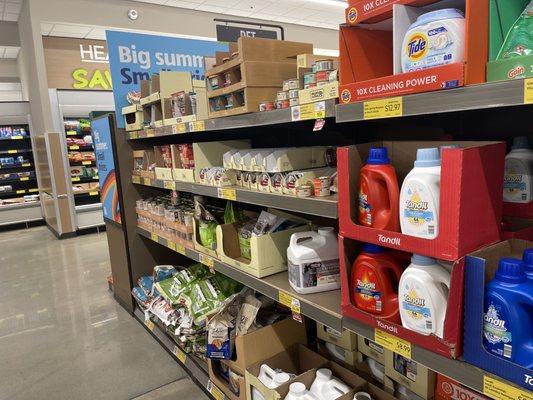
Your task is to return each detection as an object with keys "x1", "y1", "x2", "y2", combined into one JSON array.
[
  {"x1": 354, "y1": 269, "x2": 383, "y2": 313},
  {"x1": 289, "y1": 259, "x2": 340, "y2": 289},
  {"x1": 400, "y1": 283, "x2": 434, "y2": 333},
  {"x1": 503, "y1": 159, "x2": 530, "y2": 203},
  {"x1": 483, "y1": 303, "x2": 513, "y2": 359},
  {"x1": 402, "y1": 183, "x2": 436, "y2": 237},
  {"x1": 358, "y1": 189, "x2": 372, "y2": 226}
]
